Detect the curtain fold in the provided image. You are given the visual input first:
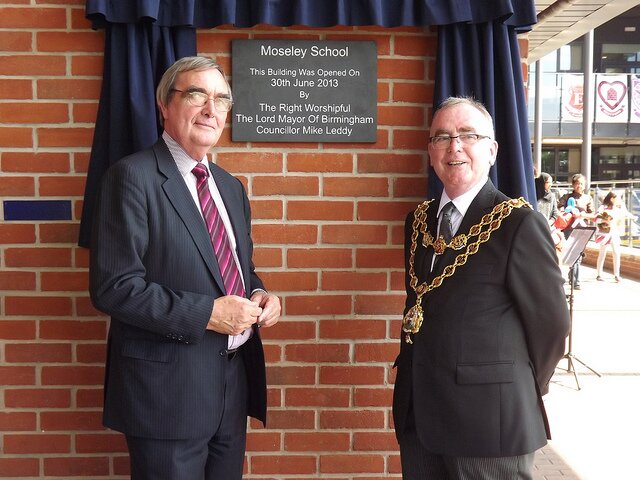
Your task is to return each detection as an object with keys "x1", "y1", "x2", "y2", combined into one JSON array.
[
  {"x1": 79, "y1": 0, "x2": 537, "y2": 247},
  {"x1": 429, "y1": 21, "x2": 536, "y2": 206},
  {"x1": 85, "y1": 0, "x2": 537, "y2": 29}
]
